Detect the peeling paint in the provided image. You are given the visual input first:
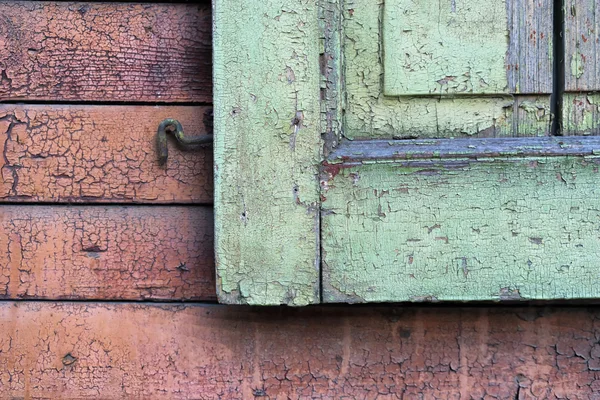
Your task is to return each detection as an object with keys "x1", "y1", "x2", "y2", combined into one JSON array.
[
  {"x1": 322, "y1": 157, "x2": 600, "y2": 302},
  {"x1": 384, "y1": 0, "x2": 509, "y2": 96},
  {"x1": 214, "y1": 0, "x2": 321, "y2": 305},
  {"x1": 342, "y1": 0, "x2": 552, "y2": 139},
  {"x1": 570, "y1": 50, "x2": 585, "y2": 79}
]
